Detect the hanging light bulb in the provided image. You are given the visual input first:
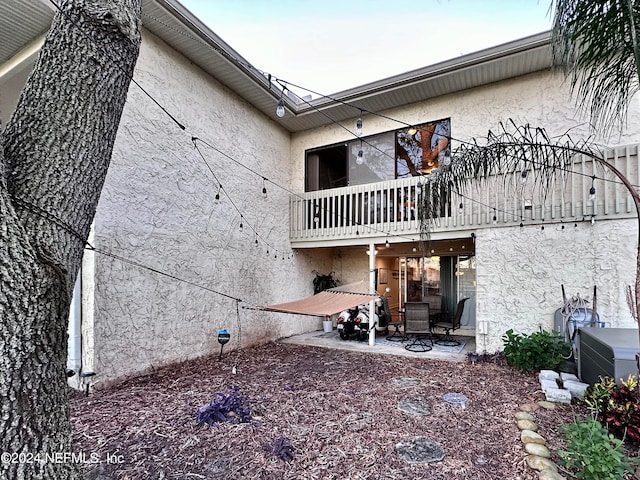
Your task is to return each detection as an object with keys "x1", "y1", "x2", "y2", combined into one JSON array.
[
  {"x1": 521, "y1": 169, "x2": 529, "y2": 184},
  {"x1": 262, "y1": 178, "x2": 267, "y2": 198},
  {"x1": 356, "y1": 140, "x2": 364, "y2": 165},
  {"x1": 239, "y1": 216, "x2": 244, "y2": 230},
  {"x1": 385, "y1": 238, "x2": 390, "y2": 248},
  {"x1": 591, "y1": 215, "x2": 595, "y2": 225},
  {"x1": 276, "y1": 98, "x2": 285, "y2": 118},
  {"x1": 492, "y1": 209, "x2": 497, "y2": 225},
  {"x1": 355, "y1": 116, "x2": 363, "y2": 136},
  {"x1": 458, "y1": 202, "x2": 464, "y2": 213},
  {"x1": 589, "y1": 176, "x2": 596, "y2": 202}
]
